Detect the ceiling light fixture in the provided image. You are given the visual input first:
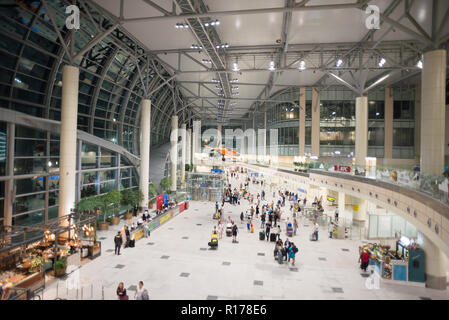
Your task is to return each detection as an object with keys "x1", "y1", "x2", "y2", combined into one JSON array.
[
  {"x1": 233, "y1": 61, "x2": 240, "y2": 72},
  {"x1": 378, "y1": 58, "x2": 386, "y2": 67},
  {"x1": 191, "y1": 44, "x2": 203, "y2": 50},
  {"x1": 229, "y1": 78, "x2": 239, "y2": 83},
  {"x1": 269, "y1": 60, "x2": 276, "y2": 71},
  {"x1": 175, "y1": 23, "x2": 189, "y2": 29},
  {"x1": 417, "y1": 60, "x2": 423, "y2": 69},
  {"x1": 205, "y1": 20, "x2": 220, "y2": 27},
  {"x1": 202, "y1": 59, "x2": 212, "y2": 64},
  {"x1": 336, "y1": 59, "x2": 343, "y2": 67},
  {"x1": 298, "y1": 60, "x2": 306, "y2": 71},
  {"x1": 216, "y1": 43, "x2": 229, "y2": 49}
]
